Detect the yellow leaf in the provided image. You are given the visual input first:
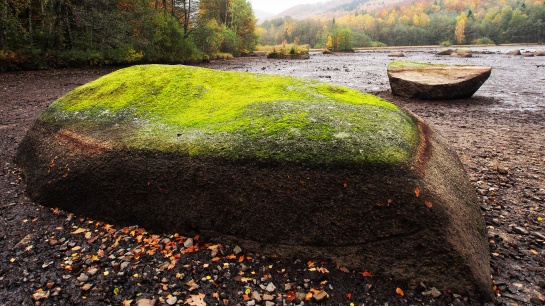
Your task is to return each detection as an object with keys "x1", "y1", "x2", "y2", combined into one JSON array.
[
  {"x1": 530, "y1": 249, "x2": 539, "y2": 255},
  {"x1": 70, "y1": 228, "x2": 86, "y2": 235},
  {"x1": 538, "y1": 216, "x2": 543, "y2": 222},
  {"x1": 245, "y1": 288, "x2": 251, "y2": 295},
  {"x1": 305, "y1": 292, "x2": 313, "y2": 300}
]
